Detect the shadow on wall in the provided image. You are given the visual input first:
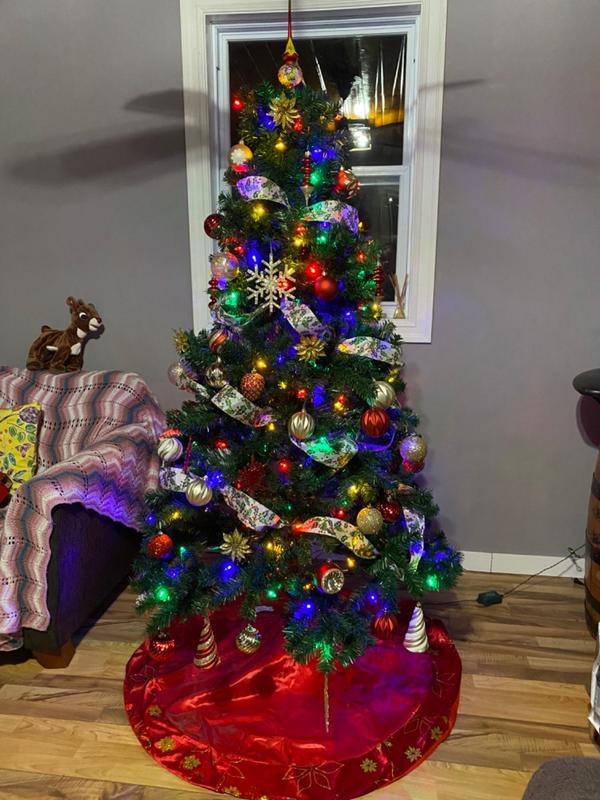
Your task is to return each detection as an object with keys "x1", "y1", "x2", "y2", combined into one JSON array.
[{"x1": 5, "y1": 90, "x2": 193, "y2": 188}]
